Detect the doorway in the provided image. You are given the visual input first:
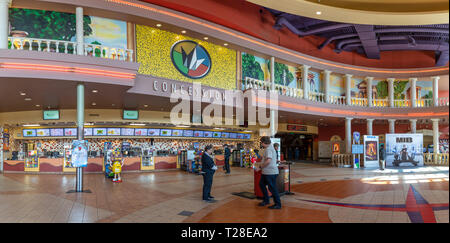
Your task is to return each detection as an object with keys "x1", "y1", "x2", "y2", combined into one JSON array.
[{"x1": 276, "y1": 133, "x2": 314, "y2": 161}]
